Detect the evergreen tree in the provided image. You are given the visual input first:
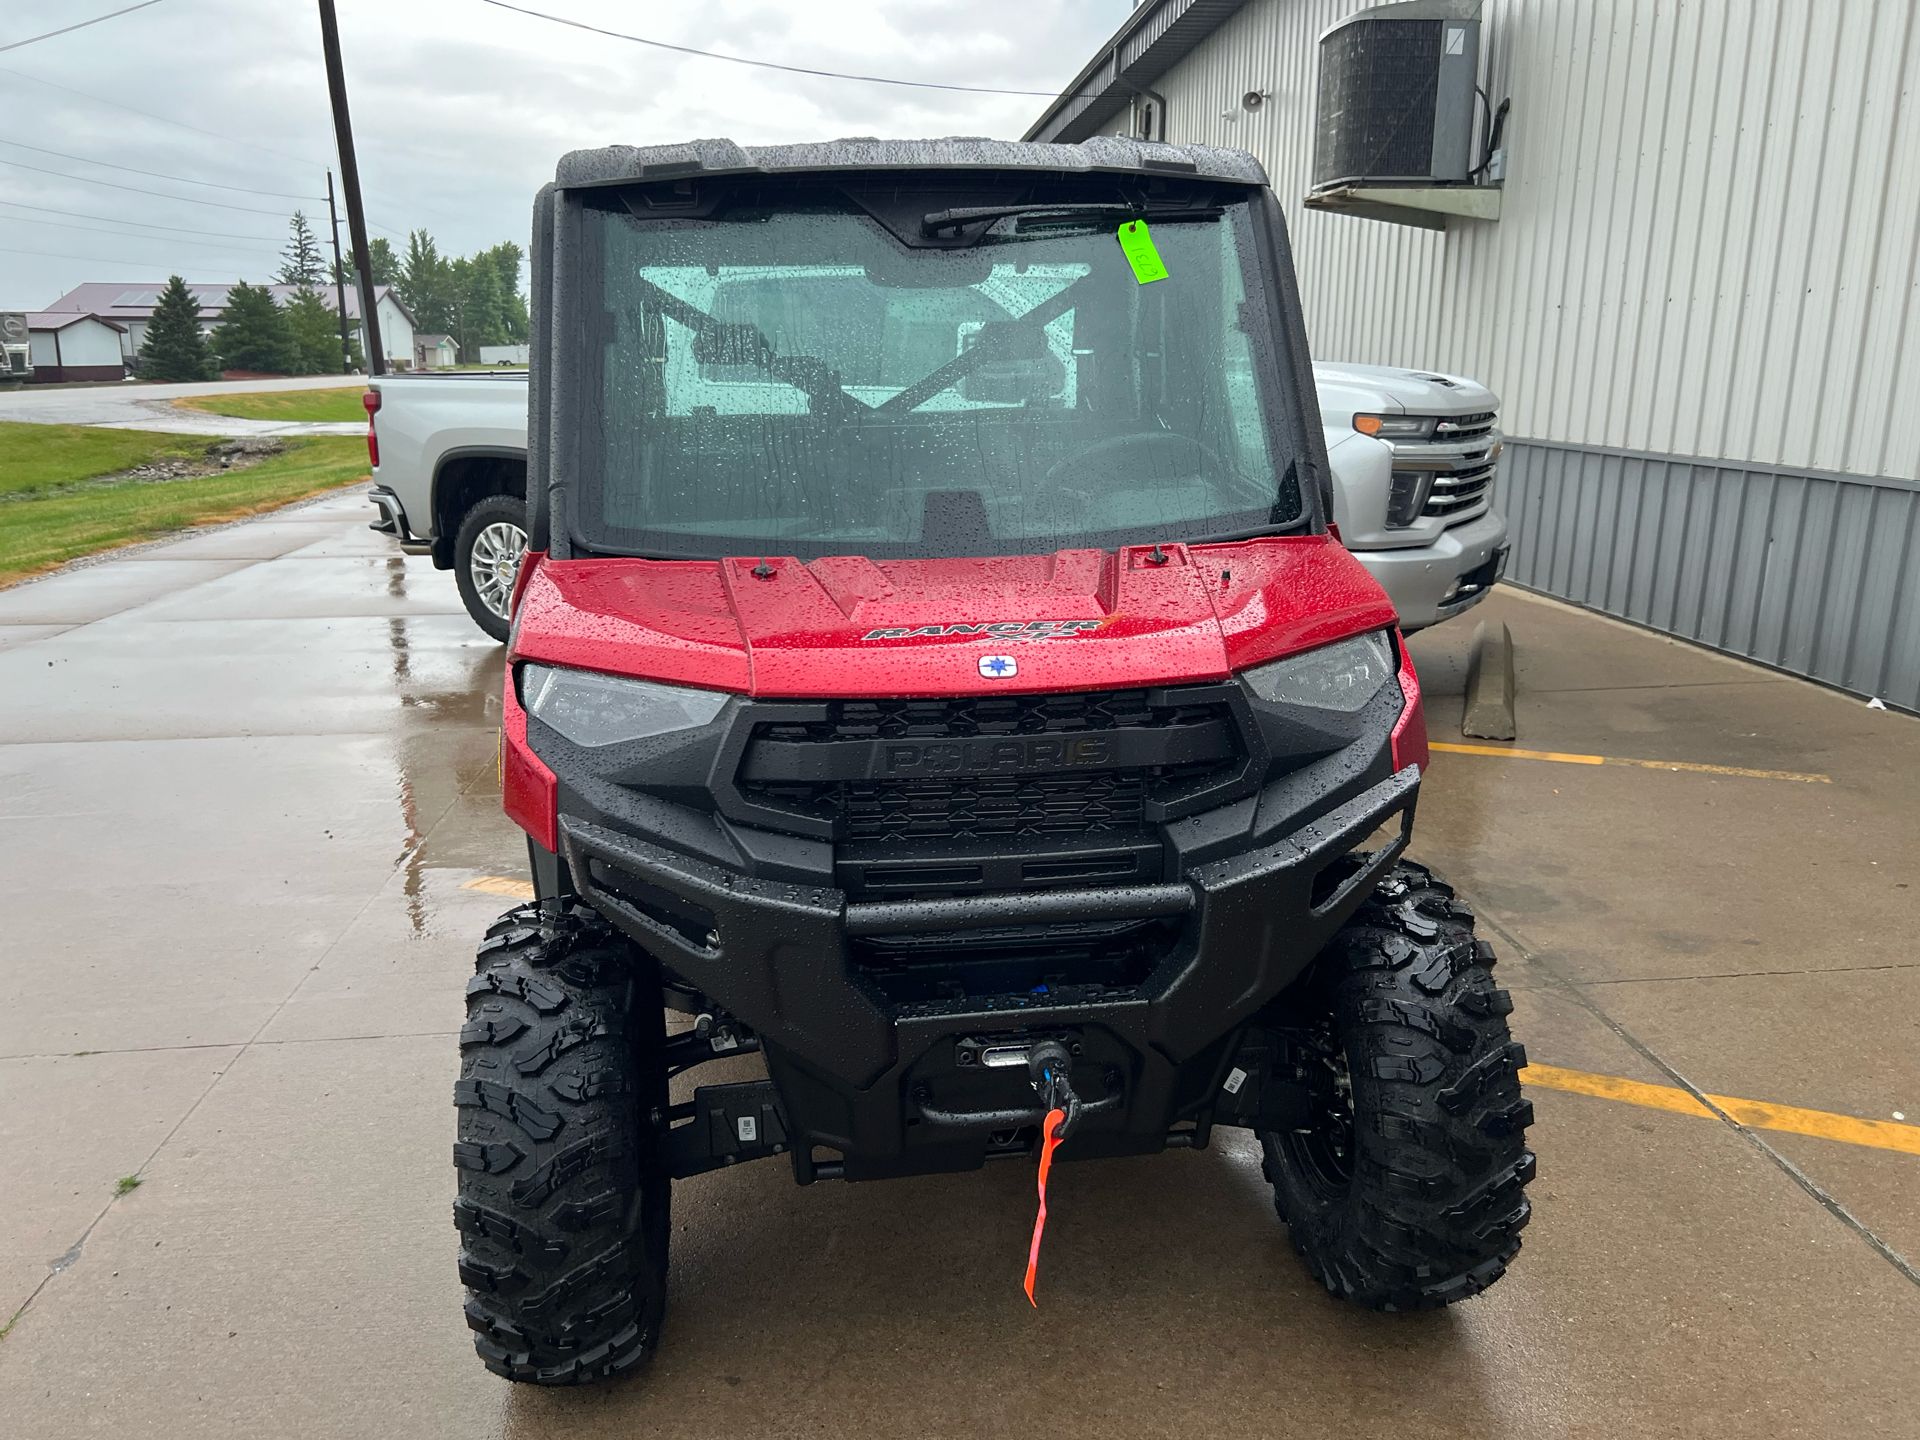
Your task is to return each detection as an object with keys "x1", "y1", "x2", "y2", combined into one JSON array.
[
  {"x1": 277, "y1": 211, "x2": 325, "y2": 286},
  {"x1": 138, "y1": 275, "x2": 216, "y2": 381},
  {"x1": 396, "y1": 229, "x2": 454, "y2": 334},
  {"x1": 335, "y1": 235, "x2": 397, "y2": 289},
  {"x1": 284, "y1": 285, "x2": 347, "y2": 374},
  {"x1": 212, "y1": 280, "x2": 296, "y2": 374}
]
